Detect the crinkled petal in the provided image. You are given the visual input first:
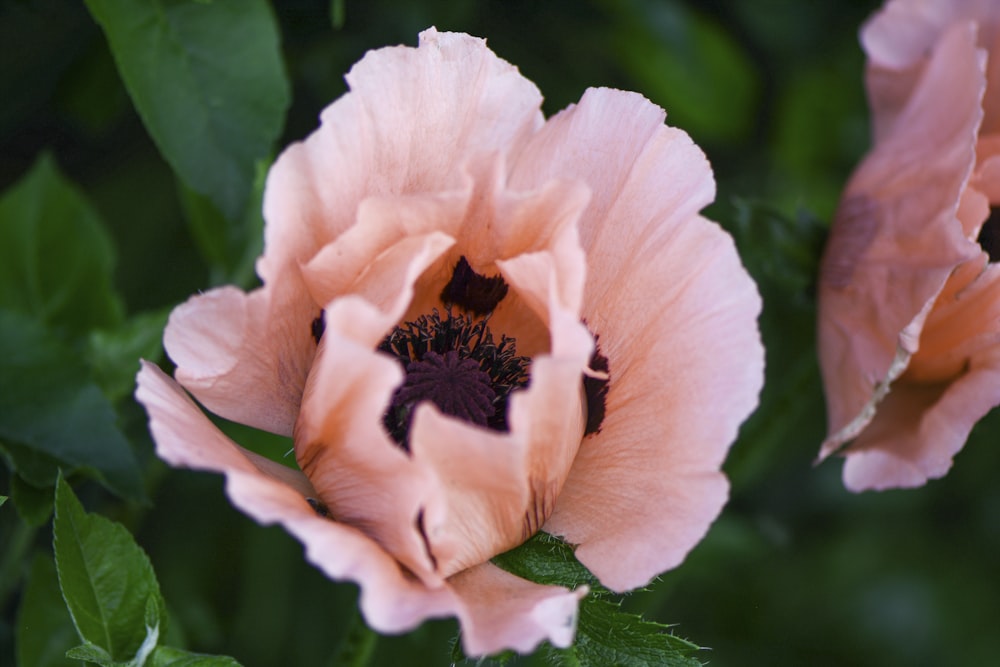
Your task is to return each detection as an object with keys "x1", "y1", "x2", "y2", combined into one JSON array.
[
  {"x1": 546, "y1": 214, "x2": 762, "y2": 591},
  {"x1": 863, "y1": 2, "x2": 1000, "y2": 137},
  {"x1": 449, "y1": 561, "x2": 586, "y2": 656},
  {"x1": 818, "y1": 22, "x2": 985, "y2": 456},
  {"x1": 842, "y1": 350, "x2": 1000, "y2": 491},
  {"x1": 301, "y1": 191, "x2": 467, "y2": 310},
  {"x1": 500, "y1": 85, "x2": 761, "y2": 591},
  {"x1": 134, "y1": 361, "x2": 458, "y2": 633},
  {"x1": 259, "y1": 28, "x2": 544, "y2": 284},
  {"x1": 164, "y1": 273, "x2": 317, "y2": 437},
  {"x1": 295, "y1": 228, "x2": 453, "y2": 585},
  {"x1": 841, "y1": 258, "x2": 1000, "y2": 489}
]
